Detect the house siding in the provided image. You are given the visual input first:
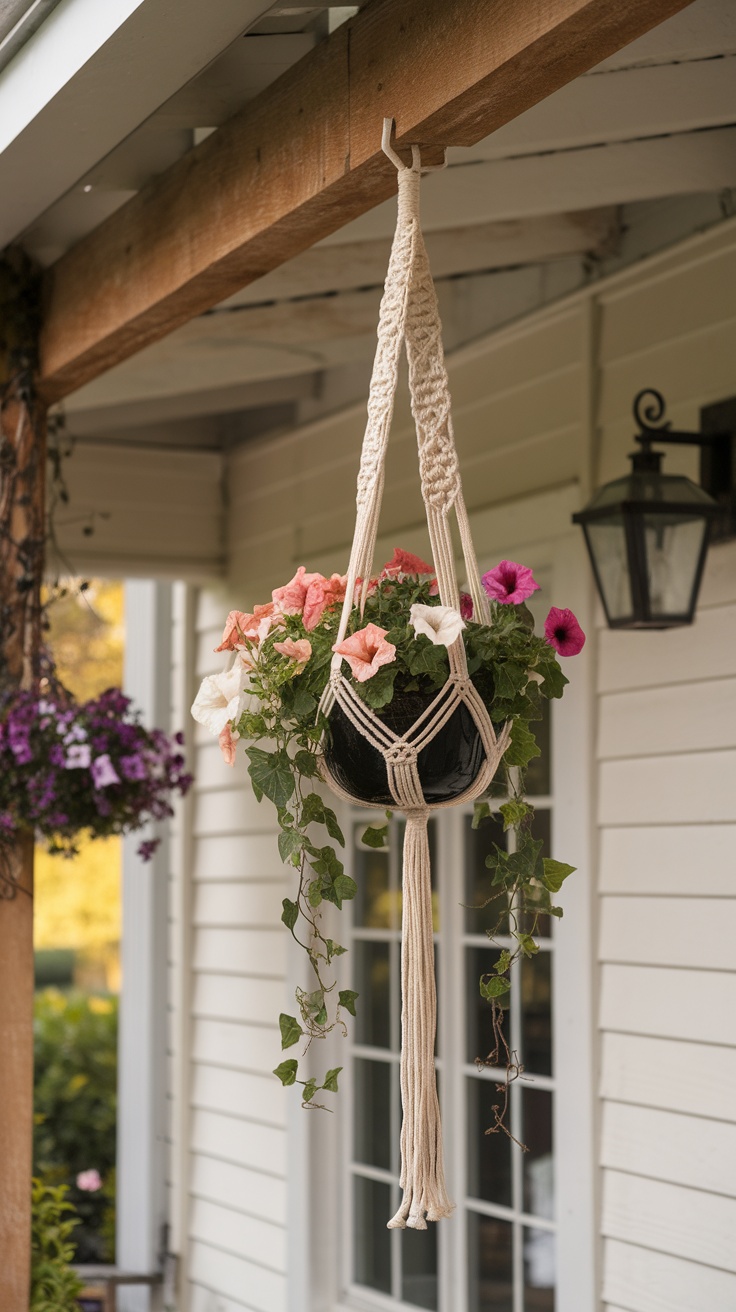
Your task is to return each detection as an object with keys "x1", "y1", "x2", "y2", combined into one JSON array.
[{"x1": 170, "y1": 213, "x2": 736, "y2": 1311}]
